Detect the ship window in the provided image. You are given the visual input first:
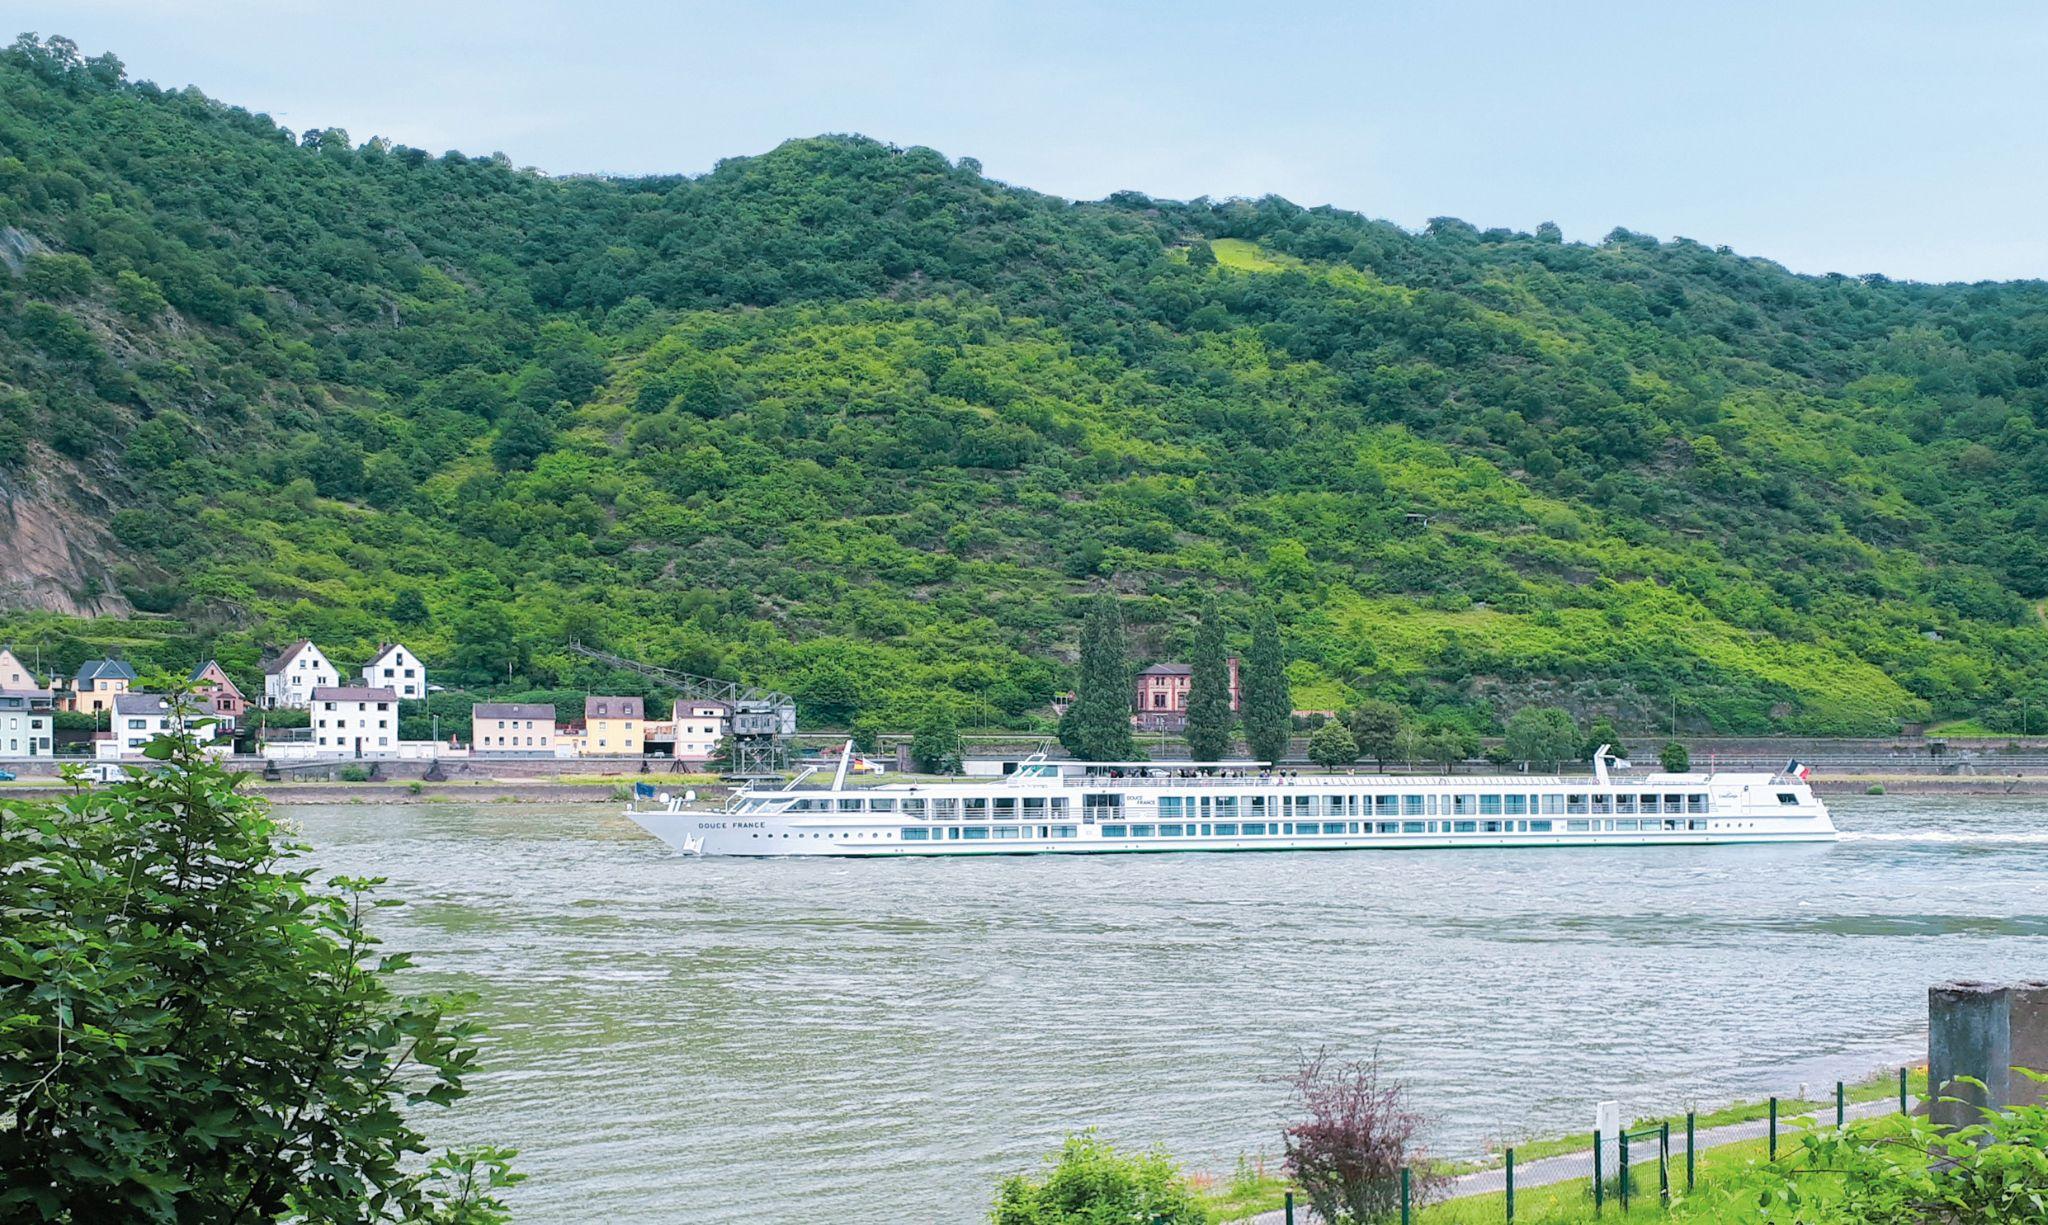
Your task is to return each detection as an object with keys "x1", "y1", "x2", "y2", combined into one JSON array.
[
  {"x1": 1324, "y1": 822, "x2": 1348, "y2": 834},
  {"x1": 1242, "y1": 822, "x2": 1267, "y2": 835},
  {"x1": 1401, "y1": 821, "x2": 1425, "y2": 834},
  {"x1": 1566, "y1": 820, "x2": 1590, "y2": 832},
  {"x1": 901, "y1": 828, "x2": 930, "y2": 841},
  {"x1": 1566, "y1": 794, "x2": 1588, "y2": 814},
  {"x1": 947, "y1": 827, "x2": 960, "y2": 839},
  {"x1": 1050, "y1": 825, "x2": 1078, "y2": 838},
  {"x1": 1130, "y1": 824, "x2": 1156, "y2": 837},
  {"x1": 964, "y1": 798, "x2": 989, "y2": 816},
  {"x1": 1615, "y1": 794, "x2": 1636, "y2": 814},
  {"x1": 993, "y1": 797, "x2": 1016, "y2": 816},
  {"x1": 1664, "y1": 794, "x2": 1685, "y2": 812},
  {"x1": 1639, "y1": 794, "x2": 1661, "y2": 813},
  {"x1": 1049, "y1": 798, "x2": 1069, "y2": 814},
  {"x1": 962, "y1": 826, "x2": 989, "y2": 840},
  {"x1": 1482, "y1": 820, "x2": 1502, "y2": 833},
  {"x1": 1614, "y1": 819, "x2": 1638, "y2": 831},
  {"x1": 1160, "y1": 796, "x2": 1184, "y2": 818},
  {"x1": 1403, "y1": 795, "x2": 1424, "y2": 816},
  {"x1": 1453, "y1": 820, "x2": 1477, "y2": 833},
  {"x1": 1504, "y1": 795, "x2": 1526, "y2": 816},
  {"x1": 1542, "y1": 795, "x2": 1565, "y2": 815},
  {"x1": 1214, "y1": 823, "x2": 1238, "y2": 836},
  {"x1": 1689, "y1": 820, "x2": 1706, "y2": 830},
  {"x1": 871, "y1": 799, "x2": 896, "y2": 813},
  {"x1": 992, "y1": 825, "x2": 1021, "y2": 839},
  {"x1": 1777, "y1": 793, "x2": 1798, "y2": 805},
  {"x1": 1591, "y1": 794, "x2": 1612, "y2": 814},
  {"x1": 1375, "y1": 821, "x2": 1399, "y2": 834},
  {"x1": 1479, "y1": 794, "x2": 1502, "y2": 816},
  {"x1": 1160, "y1": 824, "x2": 1184, "y2": 837},
  {"x1": 1529, "y1": 820, "x2": 1553, "y2": 833},
  {"x1": 902, "y1": 799, "x2": 927, "y2": 817},
  {"x1": 1213, "y1": 796, "x2": 1237, "y2": 818},
  {"x1": 1375, "y1": 795, "x2": 1398, "y2": 815},
  {"x1": 1688, "y1": 794, "x2": 1708, "y2": 813},
  {"x1": 1023, "y1": 797, "x2": 1046, "y2": 813},
  {"x1": 1101, "y1": 824, "x2": 1127, "y2": 838}
]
